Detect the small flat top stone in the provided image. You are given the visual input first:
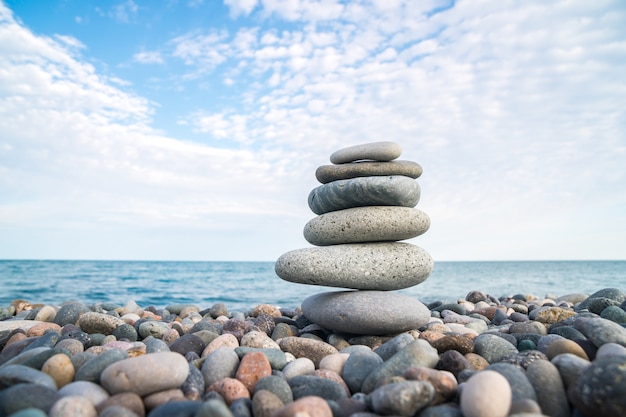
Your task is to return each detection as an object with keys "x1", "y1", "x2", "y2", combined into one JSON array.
[
  {"x1": 330, "y1": 142, "x2": 402, "y2": 164},
  {"x1": 316, "y1": 160, "x2": 422, "y2": 184}
]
